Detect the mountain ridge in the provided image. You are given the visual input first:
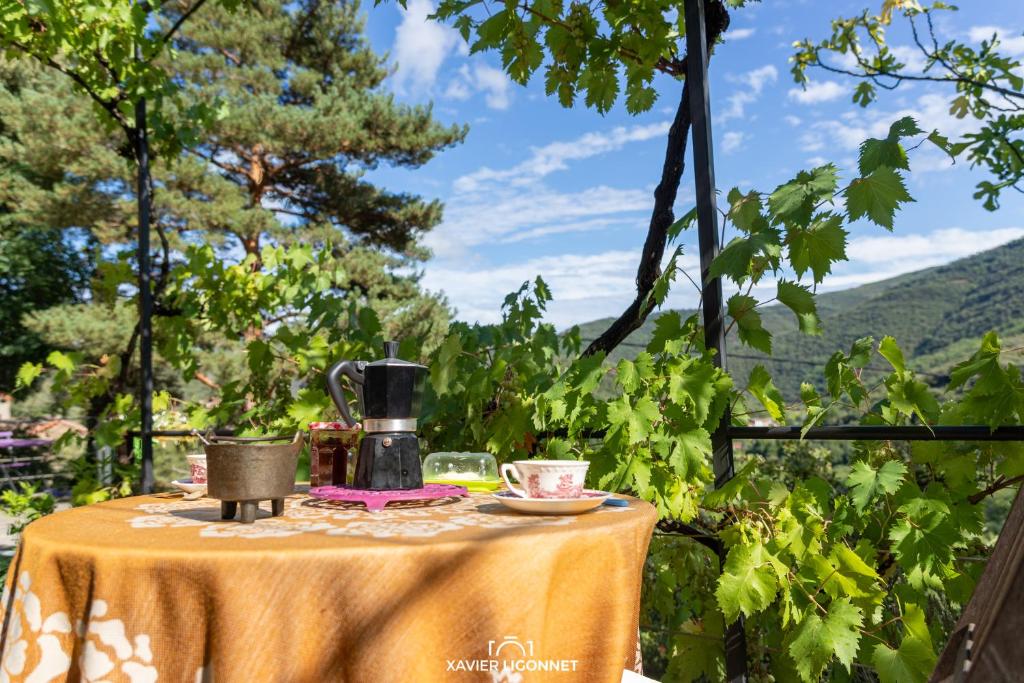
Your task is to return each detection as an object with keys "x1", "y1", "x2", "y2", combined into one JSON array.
[{"x1": 577, "y1": 238, "x2": 1024, "y2": 398}]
